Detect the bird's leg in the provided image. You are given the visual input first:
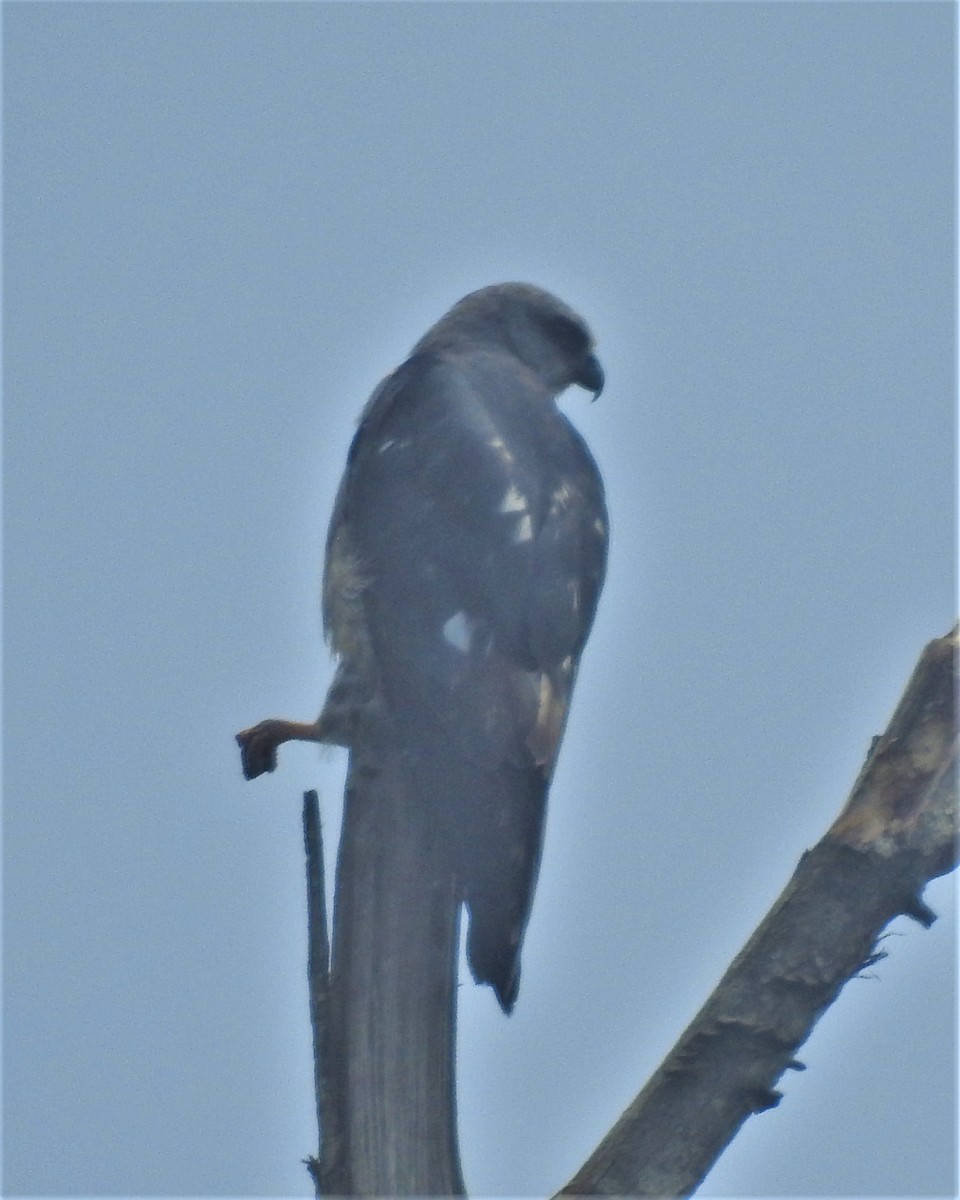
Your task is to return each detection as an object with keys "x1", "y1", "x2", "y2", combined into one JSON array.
[{"x1": 236, "y1": 718, "x2": 326, "y2": 780}]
